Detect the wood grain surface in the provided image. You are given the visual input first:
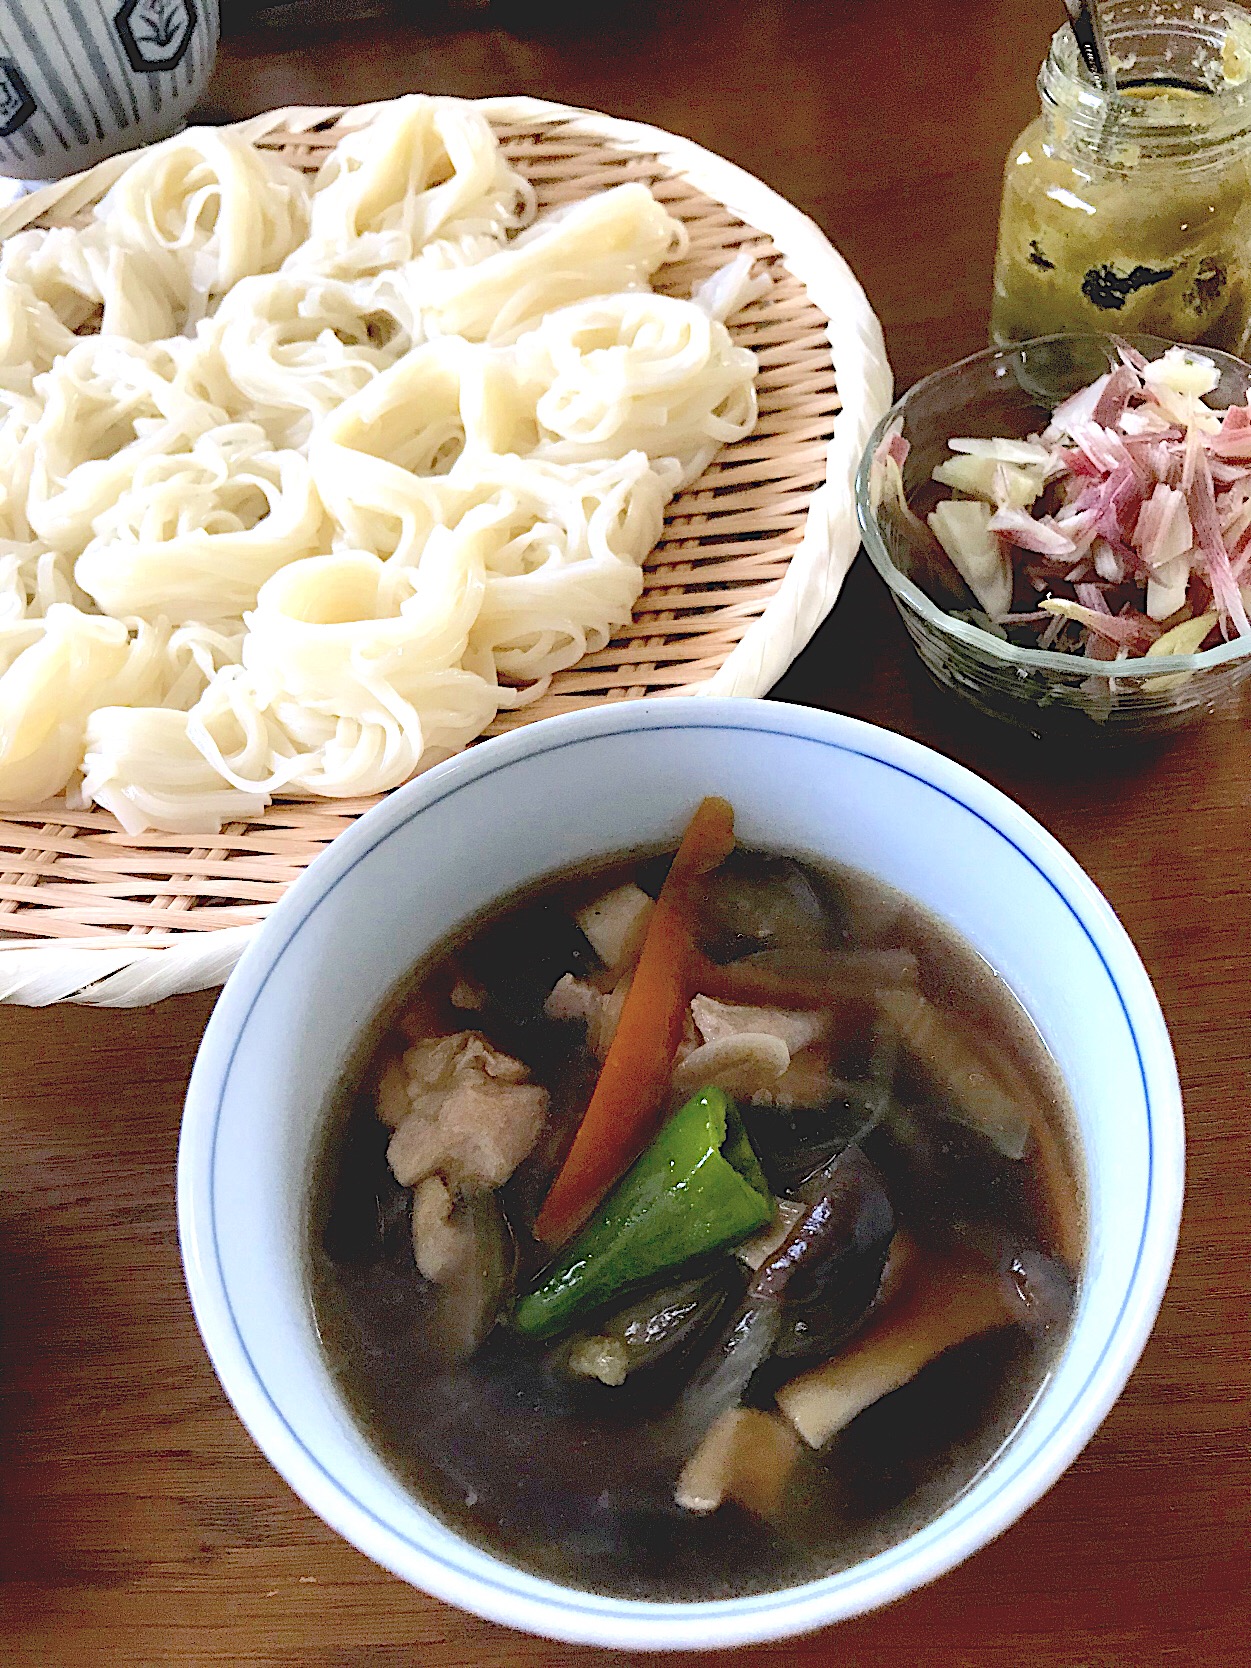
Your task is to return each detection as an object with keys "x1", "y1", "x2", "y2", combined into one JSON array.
[{"x1": 1, "y1": 2, "x2": 1248, "y2": 1663}]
